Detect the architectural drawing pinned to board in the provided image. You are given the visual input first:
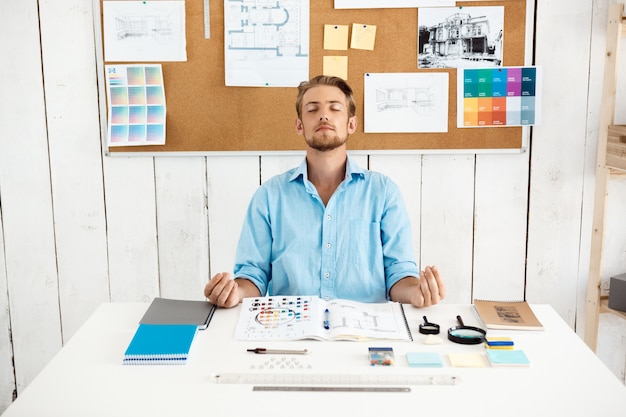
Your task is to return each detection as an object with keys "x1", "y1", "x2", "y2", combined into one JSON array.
[
  {"x1": 105, "y1": 64, "x2": 167, "y2": 147},
  {"x1": 103, "y1": 1, "x2": 187, "y2": 62},
  {"x1": 364, "y1": 72, "x2": 449, "y2": 133},
  {"x1": 457, "y1": 66, "x2": 542, "y2": 127},
  {"x1": 224, "y1": 0, "x2": 309, "y2": 87}
]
